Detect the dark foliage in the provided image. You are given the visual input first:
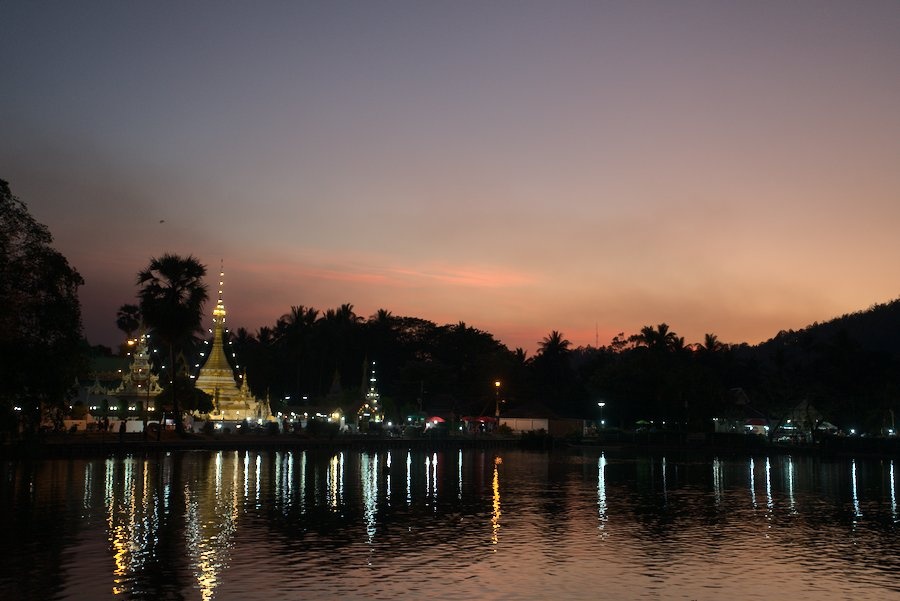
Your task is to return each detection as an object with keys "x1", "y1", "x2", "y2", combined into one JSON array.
[{"x1": 0, "y1": 179, "x2": 84, "y2": 432}]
